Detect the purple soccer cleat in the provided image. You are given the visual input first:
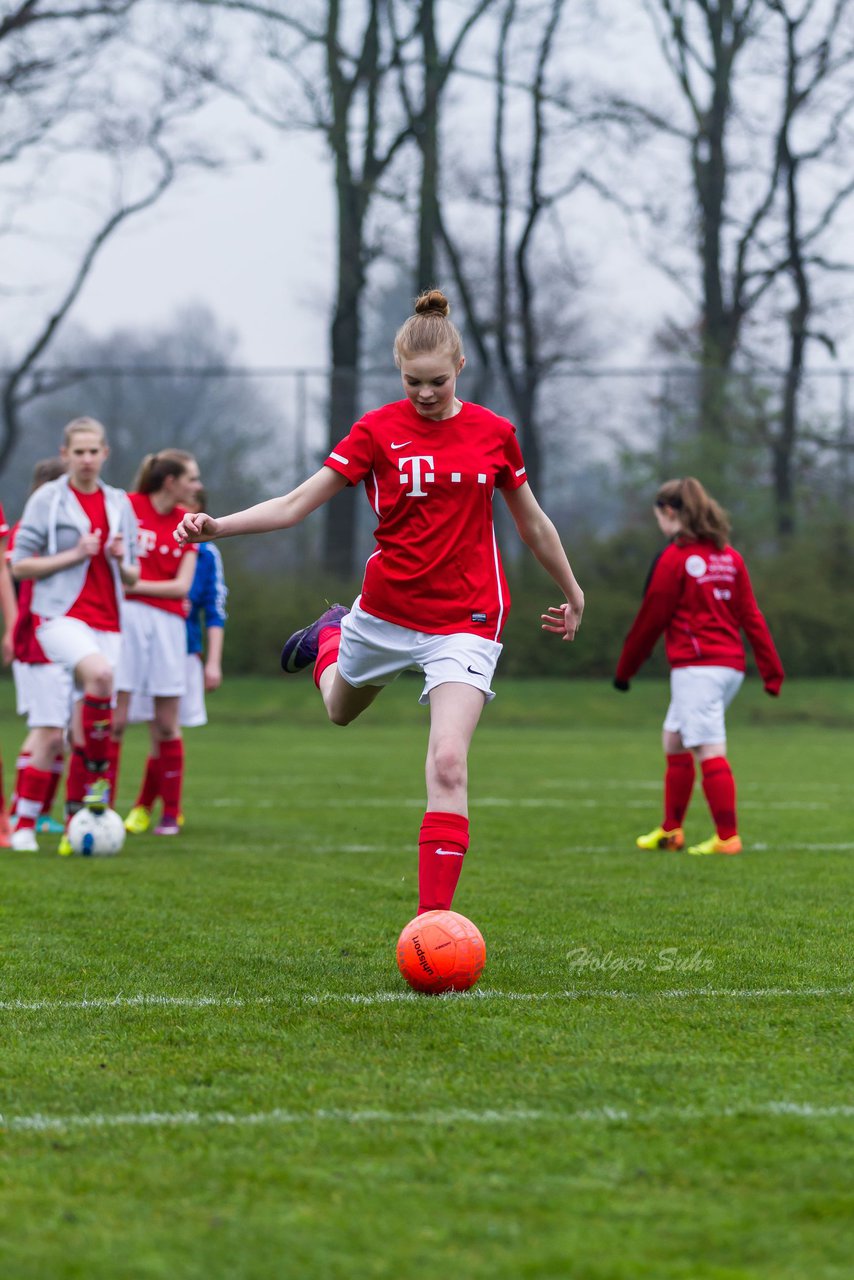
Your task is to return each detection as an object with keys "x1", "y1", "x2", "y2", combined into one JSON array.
[{"x1": 280, "y1": 604, "x2": 349, "y2": 674}]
